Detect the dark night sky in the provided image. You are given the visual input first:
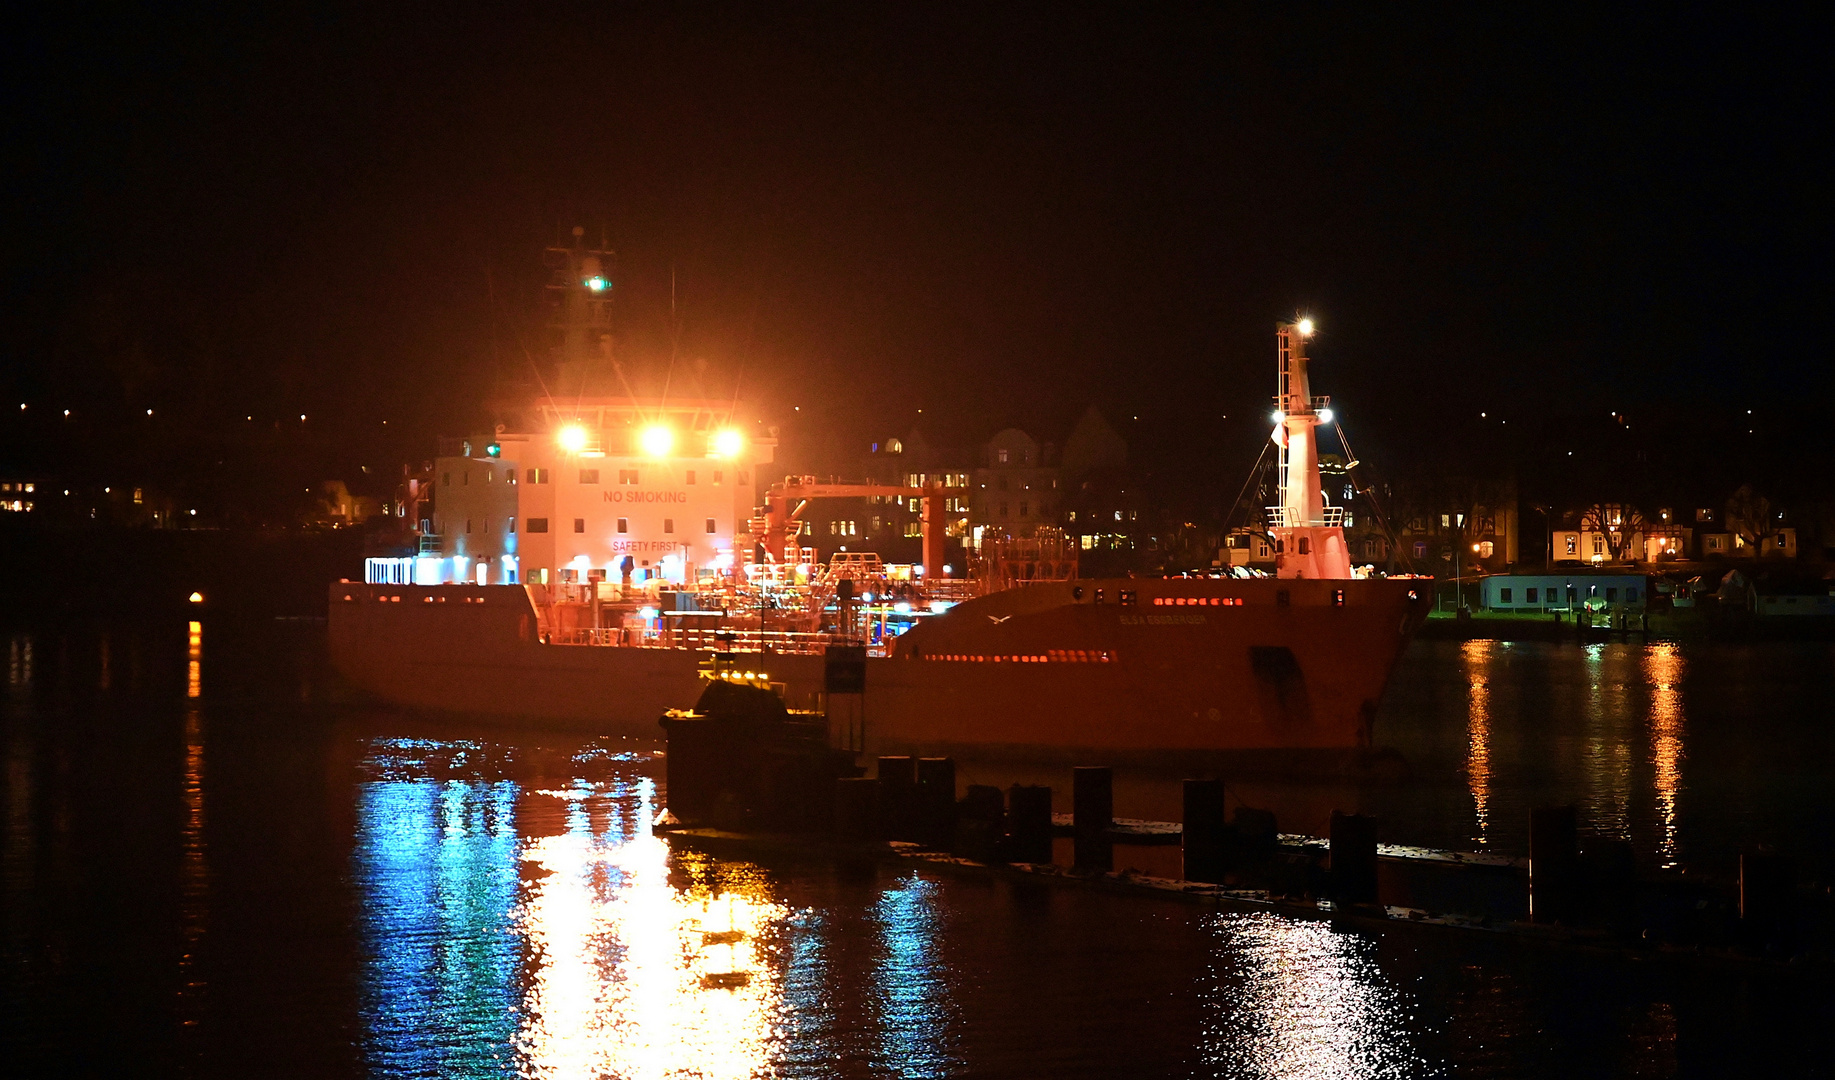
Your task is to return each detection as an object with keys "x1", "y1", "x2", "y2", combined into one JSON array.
[{"x1": 2, "y1": 5, "x2": 1829, "y2": 514}]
